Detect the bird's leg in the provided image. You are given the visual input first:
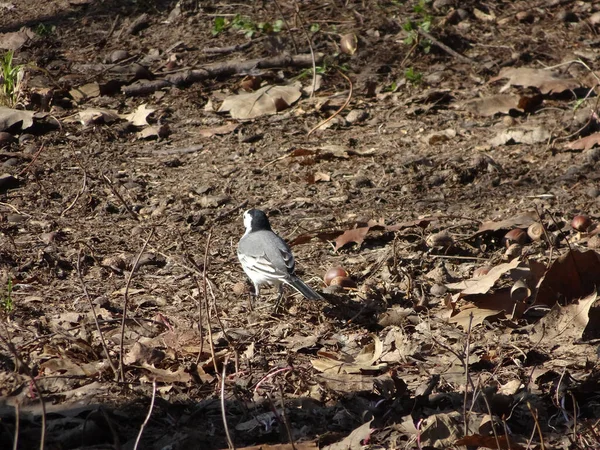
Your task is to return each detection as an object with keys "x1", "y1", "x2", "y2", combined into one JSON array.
[
  {"x1": 273, "y1": 284, "x2": 285, "y2": 312},
  {"x1": 247, "y1": 283, "x2": 260, "y2": 311}
]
